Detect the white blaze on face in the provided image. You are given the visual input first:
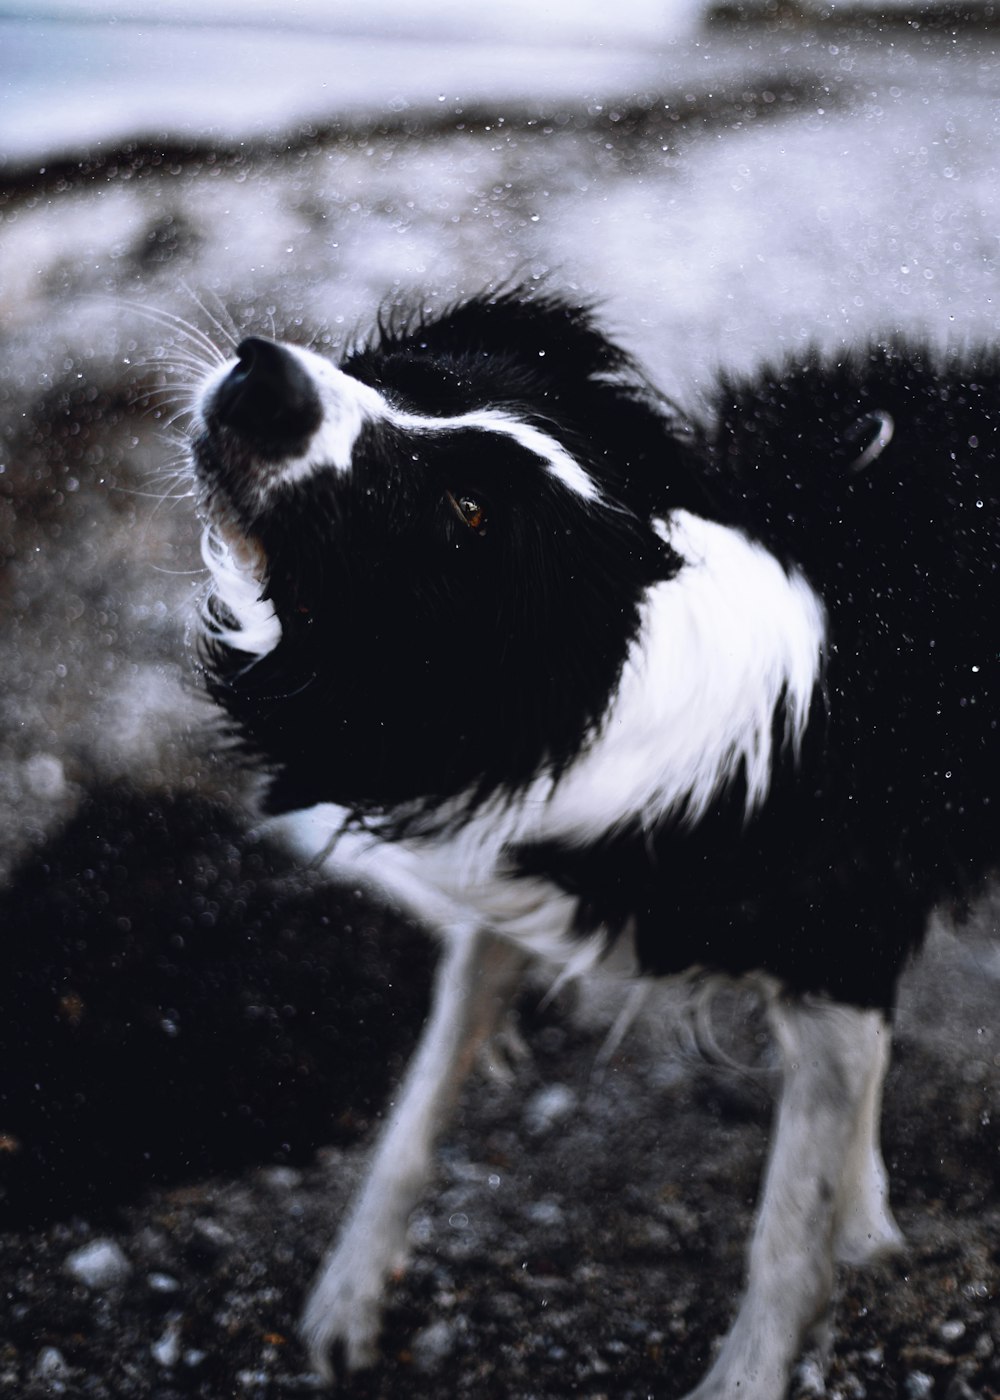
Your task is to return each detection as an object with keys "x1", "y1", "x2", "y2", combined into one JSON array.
[
  {"x1": 194, "y1": 337, "x2": 605, "y2": 662},
  {"x1": 200, "y1": 340, "x2": 601, "y2": 502}
]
